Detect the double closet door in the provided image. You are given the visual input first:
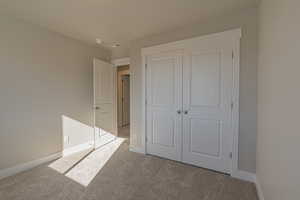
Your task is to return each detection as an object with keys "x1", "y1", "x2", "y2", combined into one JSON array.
[{"x1": 145, "y1": 35, "x2": 235, "y2": 173}]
